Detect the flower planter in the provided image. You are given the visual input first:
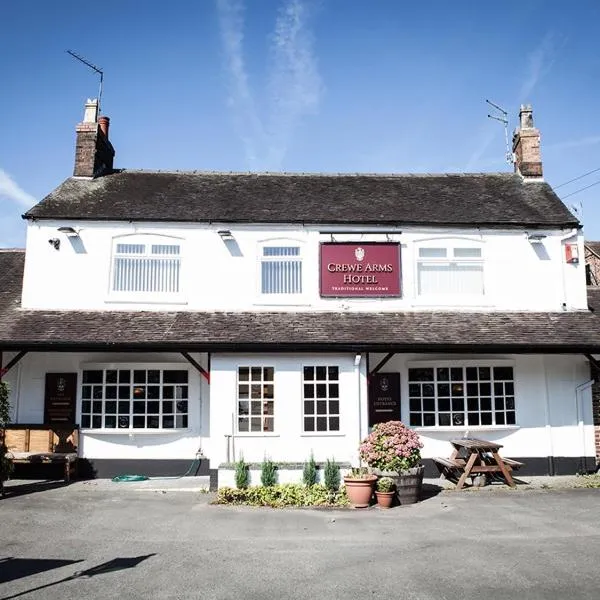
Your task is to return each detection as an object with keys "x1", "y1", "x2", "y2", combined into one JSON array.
[
  {"x1": 372, "y1": 466, "x2": 425, "y2": 505},
  {"x1": 343, "y1": 475, "x2": 377, "y2": 508},
  {"x1": 375, "y1": 490, "x2": 394, "y2": 509}
]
